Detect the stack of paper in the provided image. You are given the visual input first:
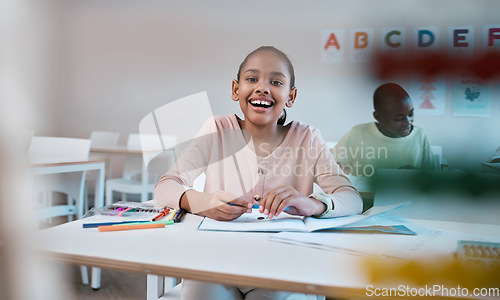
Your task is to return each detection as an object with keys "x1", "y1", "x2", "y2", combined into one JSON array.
[{"x1": 270, "y1": 225, "x2": 500, "y2": 259}]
